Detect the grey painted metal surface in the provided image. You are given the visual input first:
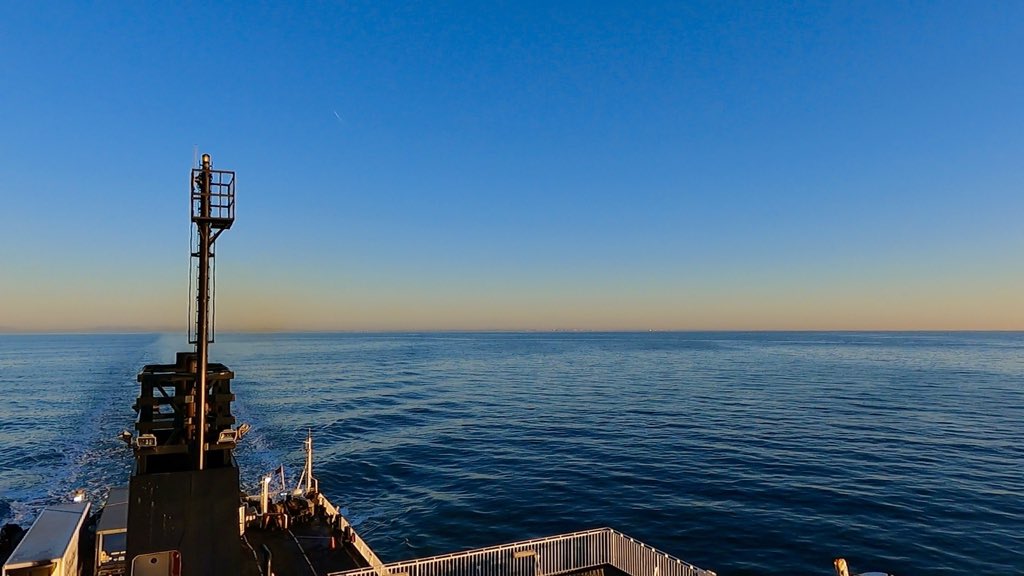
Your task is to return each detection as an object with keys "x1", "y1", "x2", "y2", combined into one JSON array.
[
  {"x1": 2, "y1": 501, "x2": 90, "y2": 573},
  {"x1": 96, "y1": 487, "x2": 129, "y2": 535}
]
